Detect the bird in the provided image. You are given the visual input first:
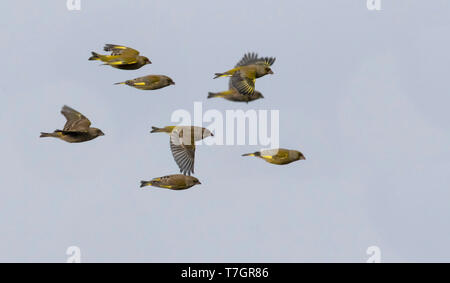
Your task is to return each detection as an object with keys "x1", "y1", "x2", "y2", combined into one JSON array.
[
  {"x1": 89, "y1": 44, "x2": 151, "y2": 70},
  {"x1": 208, "y1": 76, "x2": 264, "y2": 103},
  {"x1": 40, "y1": 105, "x2": 104, "y2": 143},
  {"x1": 242, "y1": 148, "x2": 305, "y2": 165},
  {"x1": 115, "y1": 75, "x2": 175, "y2": 90},
  {"x1": 150, "y1": 126, "x2": 214, "y2": 175},
  {"x1": 214, "y1": 52, "x2": 275, "y2": 95},
  {"x1": 140, "y1": 174, "x2": 202, "y2": 190}
]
